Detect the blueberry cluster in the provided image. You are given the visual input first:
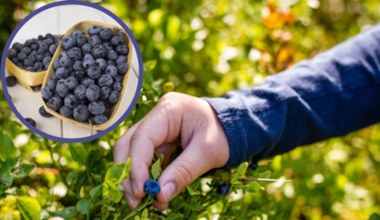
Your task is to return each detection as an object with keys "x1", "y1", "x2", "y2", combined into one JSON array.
[
  {"x1": 144, "y1": 180, "x2": 161, "y2": 196},
  {"x1": 7, "y1": 34, "x2": 60, "y2": 72},
  {"x1": 41, "y1": 26, "x2": 129, "y2": 125}
]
